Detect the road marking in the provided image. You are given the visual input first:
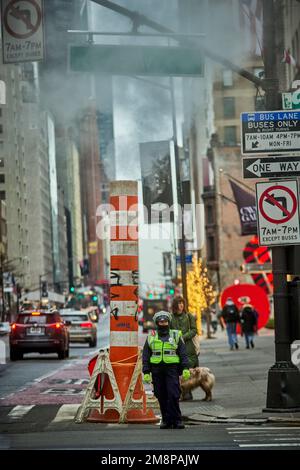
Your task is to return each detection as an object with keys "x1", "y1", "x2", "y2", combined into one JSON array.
[
  {"x1": 239, "y1": 443, "x2": 300, "y2": 447},
  {"x1": 51, "y1": 404, "x2": 80, "y2": 423},
  {"x1": 227, "y1": 426, "x2": 300, "y2": 430},
  {"x1": 34, "y1": 370, "x2": 60, "y2": 383},
  {"x1": 7, "y1": 405, "x2": 34, "y2": 420},
  {"x1": 107, "y1": 423, "x2": 129, "y2": 428},
  {"x1": 228, "y1": 430, "x2": 298, "y2": 435},
  {"x1": 235, "y1": 438, "x2": 300, "y2": 442}
]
